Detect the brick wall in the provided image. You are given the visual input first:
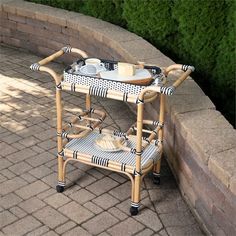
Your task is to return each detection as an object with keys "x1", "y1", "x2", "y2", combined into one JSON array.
[{"x1": 1, "y1": 1, "x2": 236, "y2": 235}]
